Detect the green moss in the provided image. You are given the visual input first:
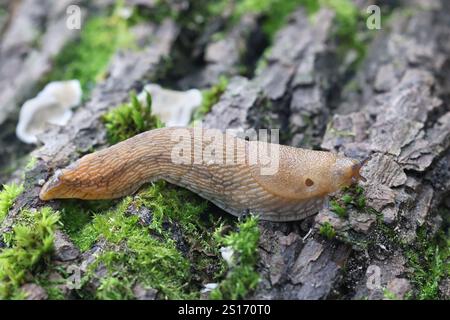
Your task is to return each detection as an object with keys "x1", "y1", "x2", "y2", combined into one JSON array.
[
  {"x1": 136, "y1": 182, "x2": 231, "y2": 288},
  {"x1": 374, "y1": 214, "x2": 401, "y2": 245},
  {"x1": 210, "y1": 0, "x2": 318, "y2": 40},
  {"x1": 343, "y1": 185, "x2": 366, "y2": 209},
  {"x1": 59, "y1": 200, "x2": 113, "y2": 250},
  {"x1": 103, "y1": 91, "x2": 164, "y2": 144},
  {"x1": 254, "y1": 46, "x2": 273, "y2": 76},
  {"x1": 73, "y1": 196, "x2": 194, "y2": 299},
  {"x1": 330, "y1": 200, "x2": 347, "y2": 218},
  {"x1": 321, "y1": 0, "x2": 357, "y2": 34},
  {"x1": 93, "y1": 239, "x2": 192, "y2": 299},
  {"x1": 0, "y1": 183, "x2": 24, "y2": 223},
  {"x1": 236, "y1": 0, "x2": 318, "y2": 39},
  {"x1": 373, "y1": 210, "x2": 449, "y2": 300},
  {"x1": 330, "y1": 185, "x2": 367, "y2": 219},
  {"x1": 210, "y1": 216, "x2": 260, "y2": 300},
  {"x1": 24, "y1": 157, "x2": 38, "y2": 172},
  {"x1": 71, "y1": 197, "x2": 131, "y2": 251},
  {"x1": 128, "y1": 0, "x2": 175, "y2": 25},
  {"x1": 43, "y1": 4, "x2": 135, "y2": 96},
  {"x1": 341, "y1": 194, "x2": 353, "y2": 205},
  {"x1": 383, "y1": 288, "x2": 399, "y2": 300},
  {"x1": 372, "y1": 205, "x2": 449, "y2": 300},
  {"x1": 96, "y1": 276, "x2": 134, "y2": 300},
  {"x1": 31, "y1": 265, "x2": 69, "y2": 300},
  {"x1": 136, "y1": 181, "x2": 206, "y2": 228},
  {"x1": 246, "y1": 0, "x2": 367, "y2": 79},
  {"x1": 319, "y1": 222, "x2": 336, "y2": 240},
  {"x1": 320, "y1": 0, "x2": 367, "y2": 68},
  {"x1": 405, "y1": 228, "x2": 449, "y2": 300},
  {"x1": 45, "y1": 286, "x2": 66, "y2": 300},
  {"x1": 192, "y1": 76, "x2": 229, "y2": 122},
  {"x1": 325, "y1": 121, "x2": 357, "y2": 139},
  {"x1": 0, "y1": 207, "x2": 60, "y2": 299},
  {"x1": 66, "y1": 181, "x2": 229, "y2": 299}
]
